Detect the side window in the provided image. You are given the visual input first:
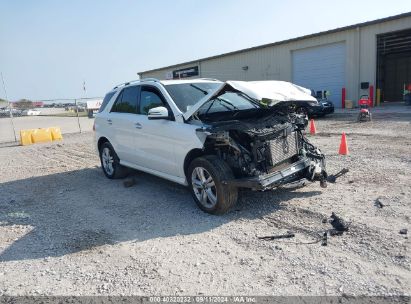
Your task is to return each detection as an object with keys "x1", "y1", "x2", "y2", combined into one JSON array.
[
  {"x1": 111, "y1": 86, "x2": 139, "y2": 114},
  {"x1": 139, "y1": 86, "x2": 165, "y2": 115},
  {"x1": 99, "y1": 91, "x2": 116, "y2": 113}
]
